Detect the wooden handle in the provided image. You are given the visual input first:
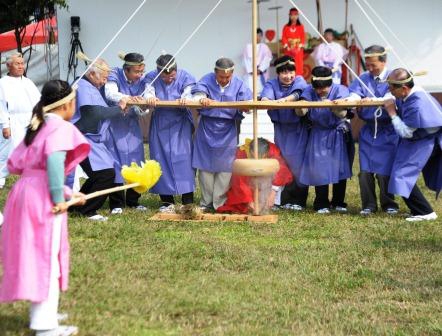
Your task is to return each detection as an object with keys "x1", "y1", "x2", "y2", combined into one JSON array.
[
  {"x1": 52, "y1": 182, "x2": 140, "y2": 213},
  {"x1": 128, "y1": 100, "x2": 386, "y2": 109}
]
